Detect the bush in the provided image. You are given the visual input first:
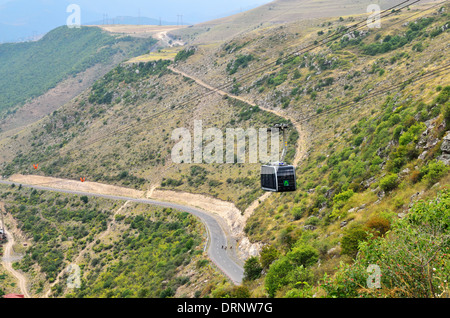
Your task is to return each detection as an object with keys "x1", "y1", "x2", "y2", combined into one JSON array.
[
  {"x1": 324, "y1": 190, "x2": 450, "y2": 298},
  {"x1": 80, "y1": 196, "x2": 89, "y2": 204},
  {"x1": 291, "y1": 205, "x2": 306, "y2": 220},
  {"x1": 420, "y1": 160, "x2": 449, "y2": 188},
  {"x1": 434, "y1": 86, "x2": 450, "y2": 105},
  {"x1": 341, "y1": 224, "x2": 369, "y2": 258},
  {"x1": 379, "y1": 173, "x2": 398, "y2": 192},
  {"x1": 196, "y1": 259, "x2": 209, "y2": 268},
  {"x1": 265, "y1": 258, "x2": 293, "y2": 297},
  {"x1": 443, "y1": 105, "x2": 450, "y2": 130},
  {"x1": 174, "y1": 47, "x2": 196, "y2": 62},
  {"x1": 243, "y1": 256, "x2": 263, "y2": 281},
  {"x1": 287, "y1": 244, "x2": 319, "y2": 268},
  {"x1": 399, "y1": 122, "x2": 426, "y2": 146},
  {"x1": 333, "y1": 189, "x2": 354, "y2": 204},
  {"x1": 286, "y1": 265, "x2": 315, "y2": 291},
  {"x1": 365, "y1": 215, "x2": 390, "y2": 237},
  {"x1": 259, "y1": 245, "x2": 280, "y2": 270},
  {"x1": 393, "y1": 125, "x2": 403, "y2": 141},
  {"x1": 227, "y1": 54, "x2": 254, "y2": 75},
  {"x1": 229, "y1": 286, "x2": 251, "y2": 298},
  {"x1": 353, "y1": 135, "x2": 364, "y2": 147}
]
